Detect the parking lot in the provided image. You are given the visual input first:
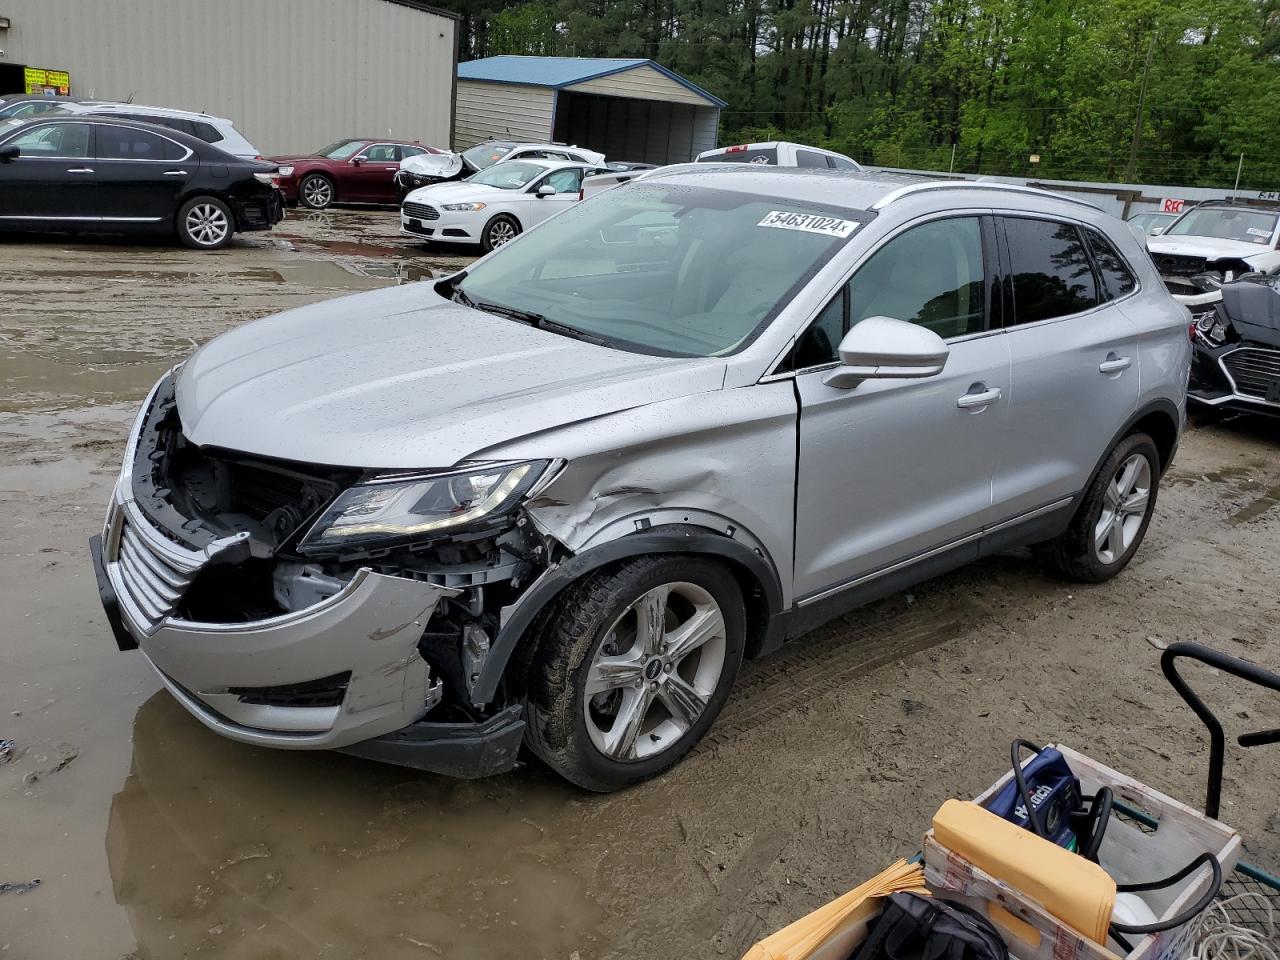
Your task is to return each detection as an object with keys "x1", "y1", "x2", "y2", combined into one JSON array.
[{"x1": 2, "y1": 210, "x2": 1278, "y2": 960}]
